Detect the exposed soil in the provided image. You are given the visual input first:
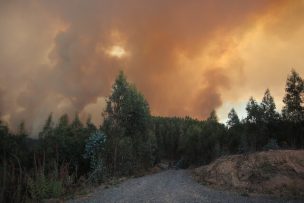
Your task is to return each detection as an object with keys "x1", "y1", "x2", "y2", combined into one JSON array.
[{"x1": 193, "y1": 150, "x2": 304, "y2": 199}]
